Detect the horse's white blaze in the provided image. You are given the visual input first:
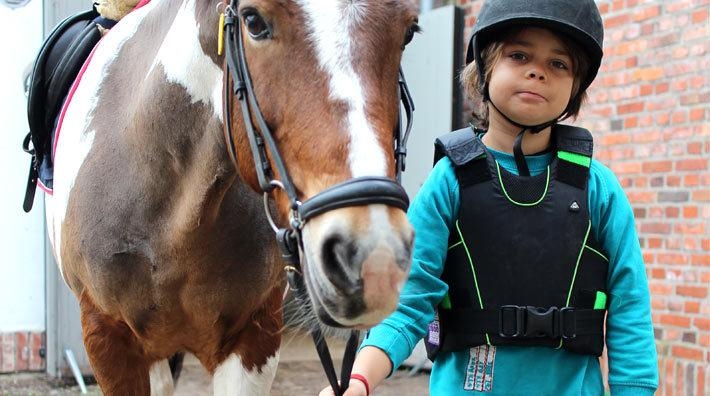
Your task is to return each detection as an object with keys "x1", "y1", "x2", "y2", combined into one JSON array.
[
  {"x1": 213, "y1": 353, "x2": 279, "y2": 396},
  {"x1": 48, "y1": 0, "x2": 159, "y2": 272},
  {"x1": 153, "y1": 0, "x2": 223, "y2": 120},
  {"x1": 296, "y1": 1, "x2": 386, "y2": 178},
  {"x1": 148, "y1": 359, "x2": 174, "y2": 396}
]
